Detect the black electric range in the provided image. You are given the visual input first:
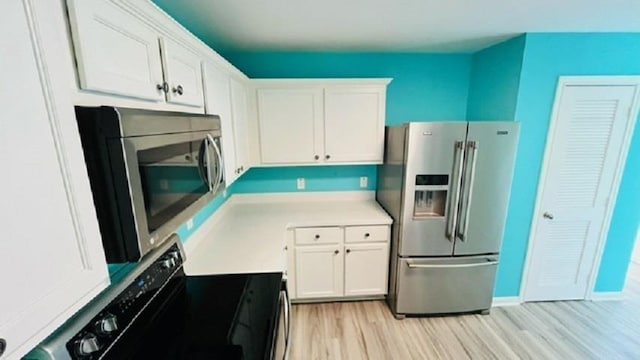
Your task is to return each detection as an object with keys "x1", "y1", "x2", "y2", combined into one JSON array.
[{"x1": 26, "y1": 235, "x2": 290, "y2": 360}]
